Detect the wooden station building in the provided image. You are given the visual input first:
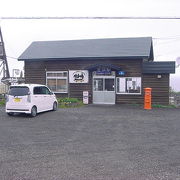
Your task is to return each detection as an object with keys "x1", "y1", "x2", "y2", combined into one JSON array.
[{"x1": 18, "y1": 37, "x2": 175, "y2": 105}]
